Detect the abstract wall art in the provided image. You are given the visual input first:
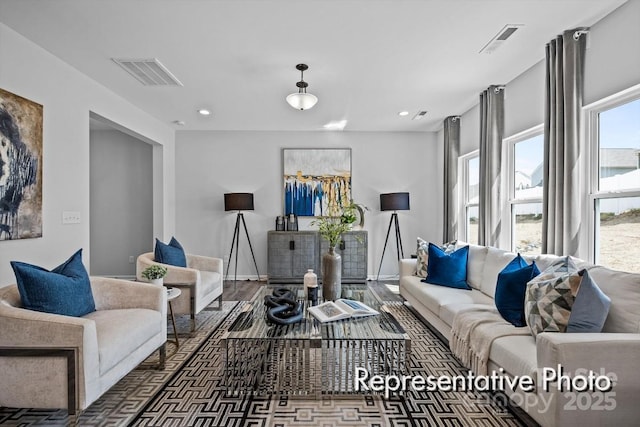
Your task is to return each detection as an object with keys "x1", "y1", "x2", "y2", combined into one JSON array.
[
  {"x1": 283, "y1": 148, "x2": 351, "y2": 217},
  {"x1": 0, "y1": 88, "x2": 43, "y2": 240}
]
